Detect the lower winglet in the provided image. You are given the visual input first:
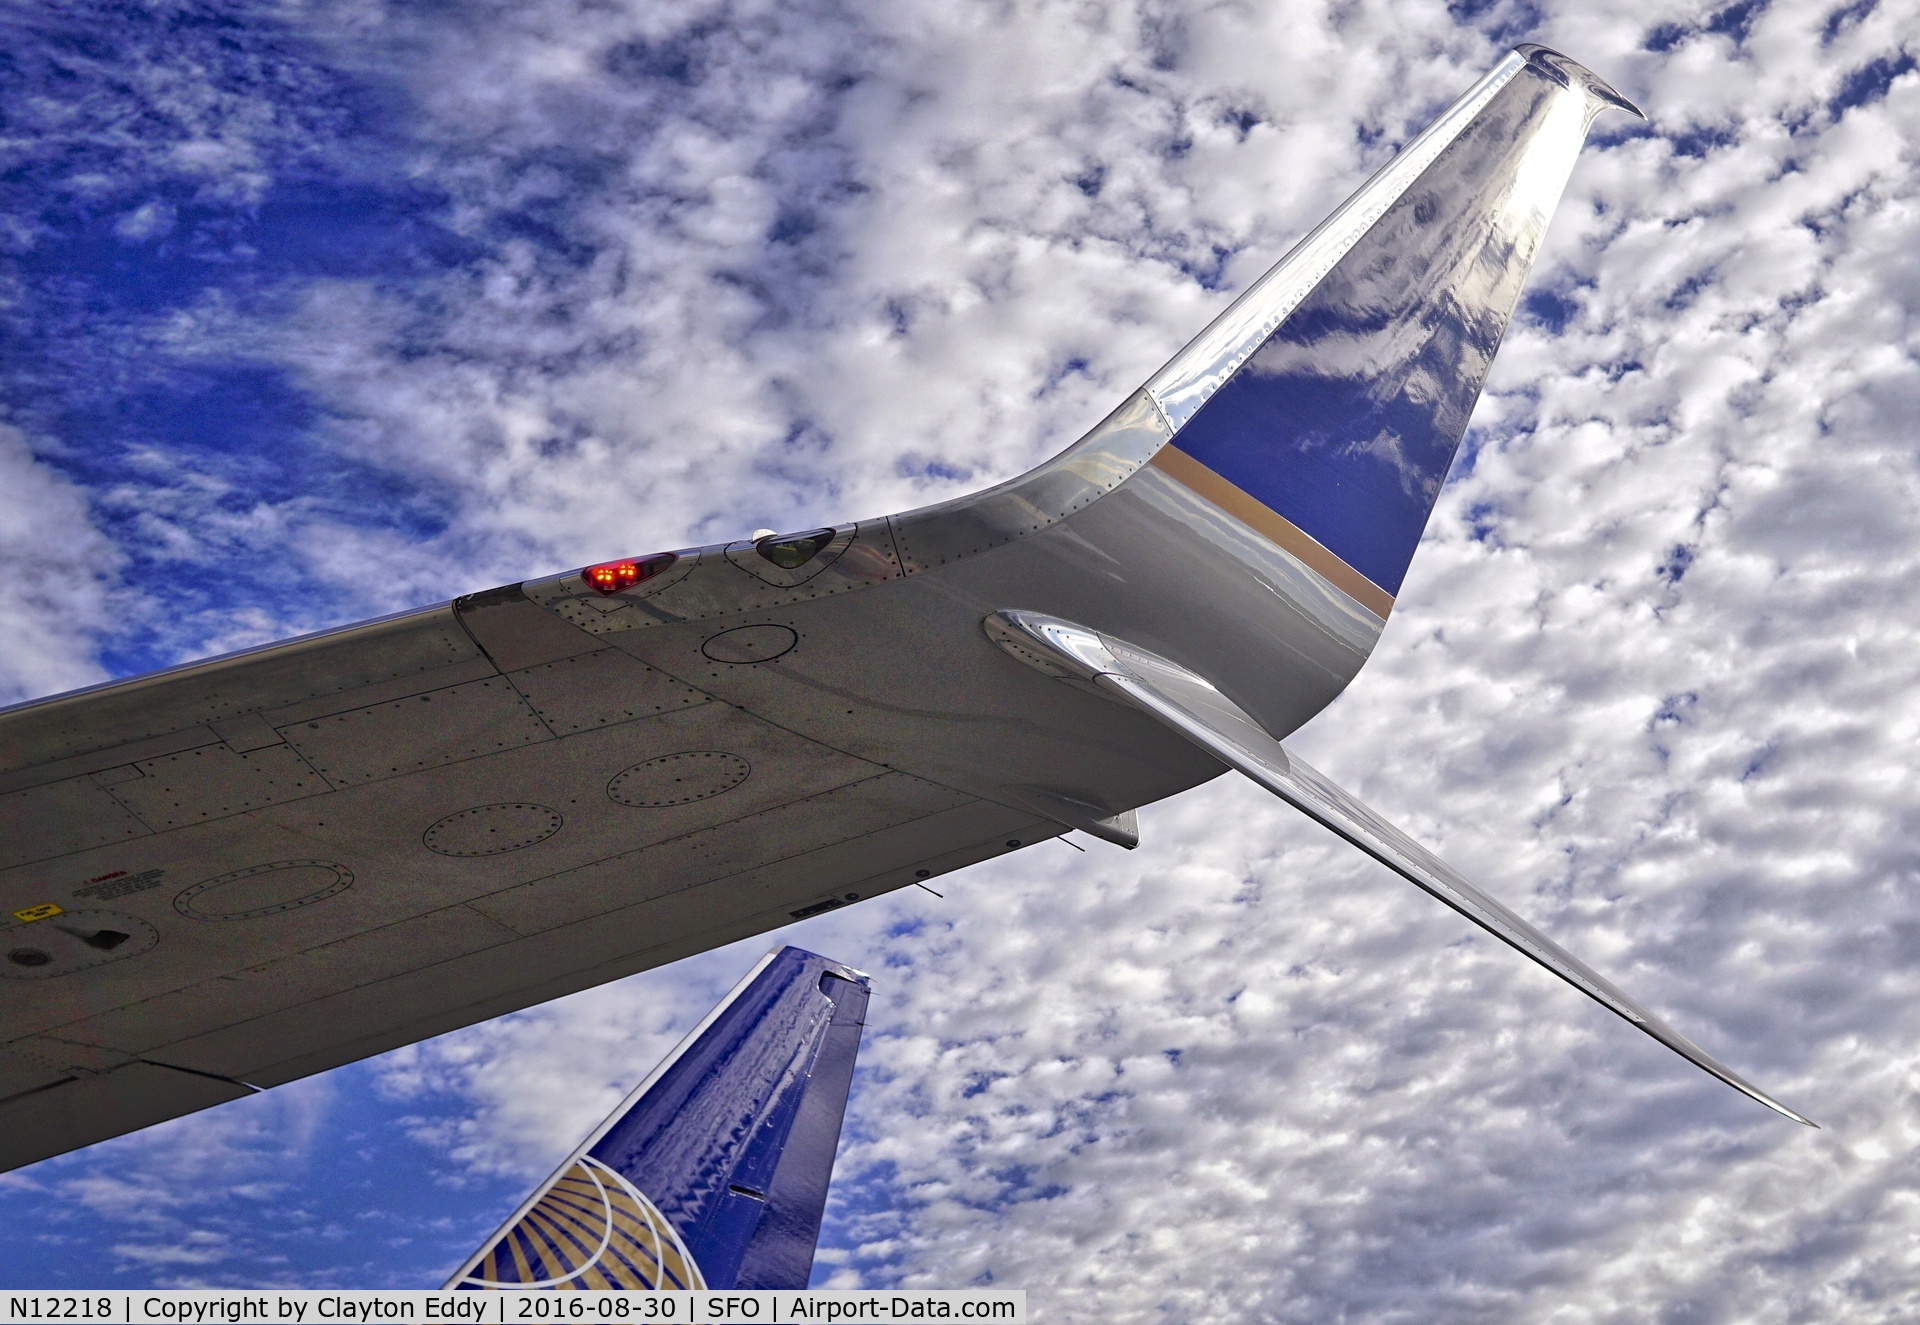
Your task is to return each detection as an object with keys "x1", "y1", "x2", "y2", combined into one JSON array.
[{"x1": 986, "y1": 610, "x2": 1815, "y2": 1127}]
